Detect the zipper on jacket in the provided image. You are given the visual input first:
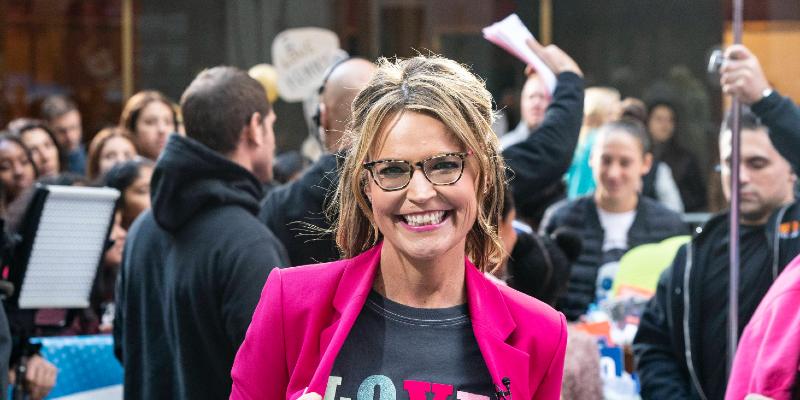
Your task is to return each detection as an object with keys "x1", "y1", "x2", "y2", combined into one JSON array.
[
  {"x1": 666, "y1": 259, "x2": 674, "y2": 333},
  {"x1": 772, "y1": 204, "x2": 790, "y2": 279},
  {"x1": 682, "y1": 241, "x2": 709, "y2": 400}
]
